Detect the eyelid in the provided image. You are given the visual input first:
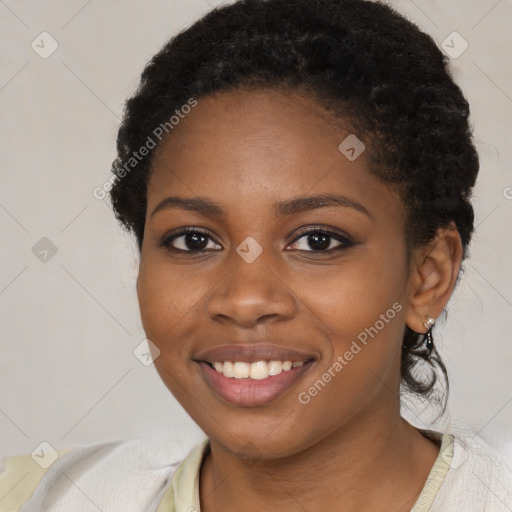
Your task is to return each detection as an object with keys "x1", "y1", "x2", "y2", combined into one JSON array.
[
  {"x1": 288, "y1": 225, "x2": 355, "y2": 245},
  {"x1": 160, "y1": 224, "x2": 356, "y2": 253},
  {"x1": 159, "y1": 227, "x2": 221, "y2": 250}
]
